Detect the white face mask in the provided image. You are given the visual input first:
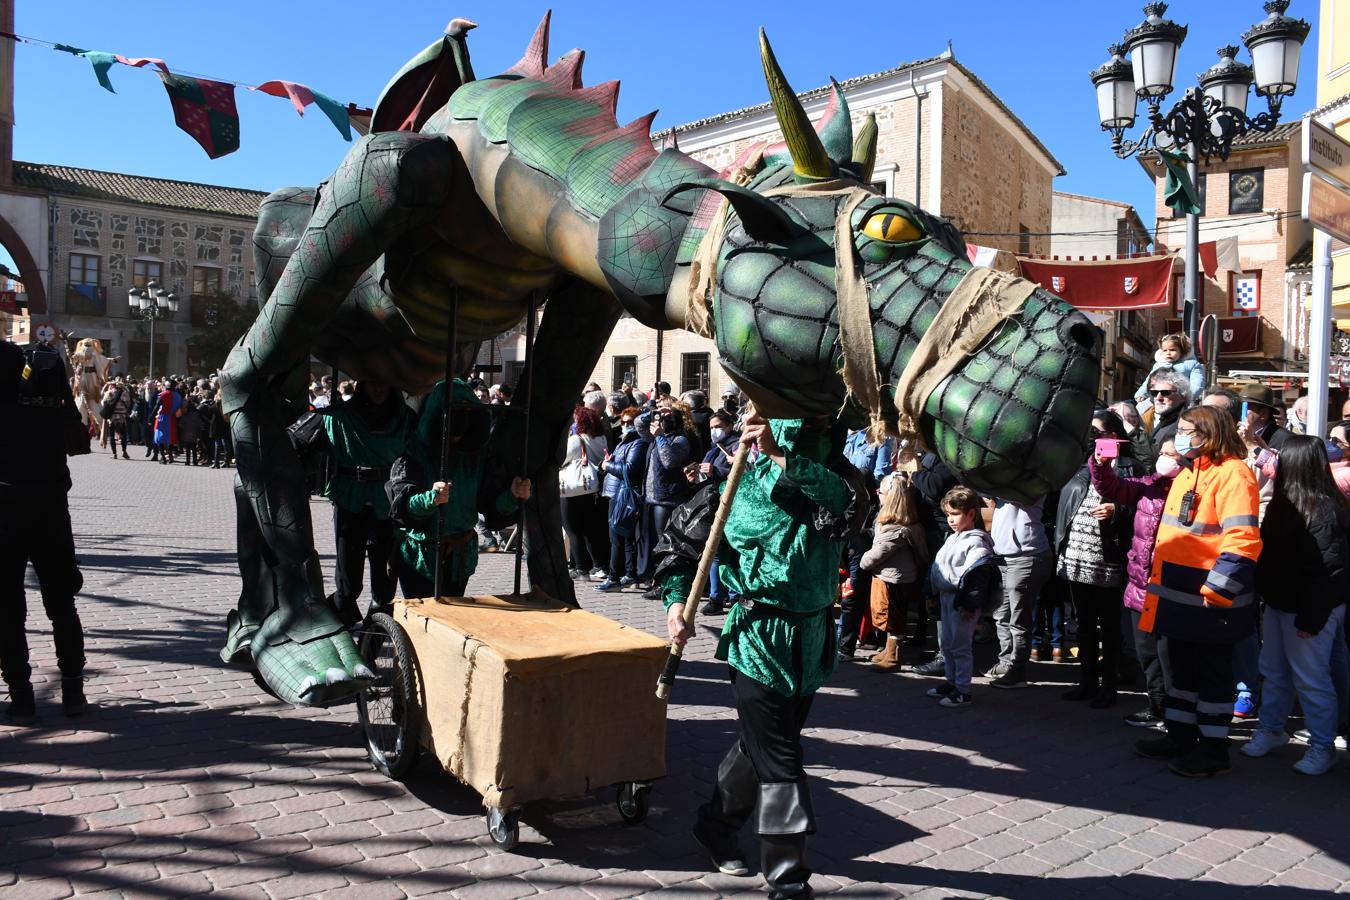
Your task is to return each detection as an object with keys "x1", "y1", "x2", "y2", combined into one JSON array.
[
  {"x1": 1155, "y1": 455, "x2": 1181, "y2": 478},
  {"x1": 710, "y1": 427, "x2": 727, "y2": 444}
]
